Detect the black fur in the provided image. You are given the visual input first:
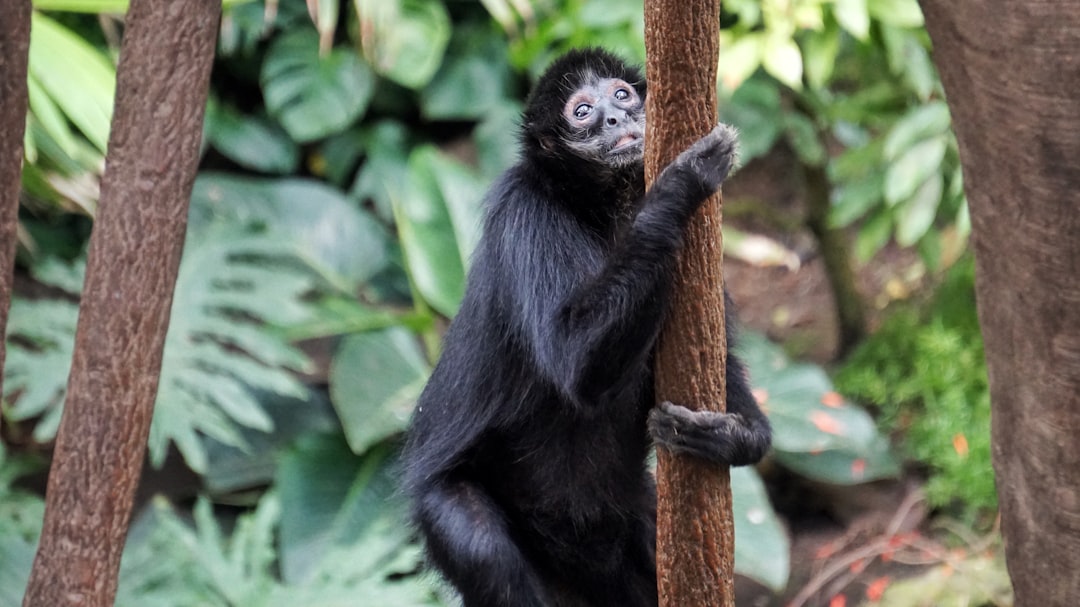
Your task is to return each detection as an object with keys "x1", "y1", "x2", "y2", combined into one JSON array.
[{"x1": 403, "y1": 48, "x2": 771, "y2": 607}]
